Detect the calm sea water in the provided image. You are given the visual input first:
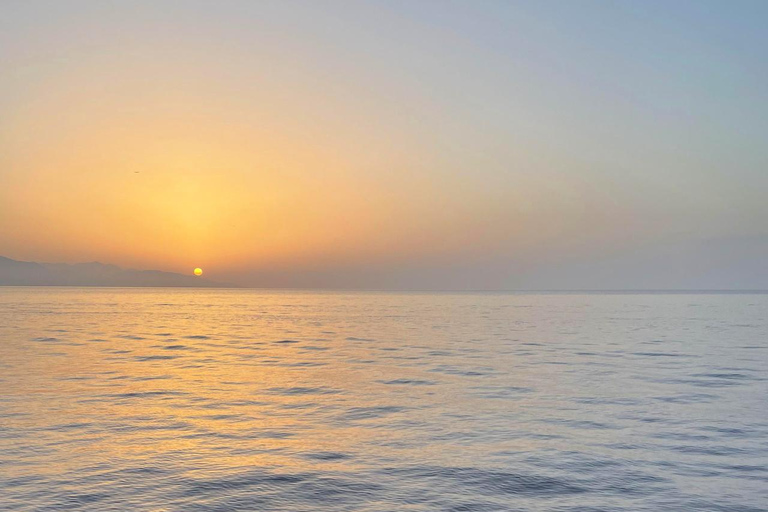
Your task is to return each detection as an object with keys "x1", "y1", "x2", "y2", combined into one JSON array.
[{"x1": 1, "y1": 288, "x2": 766, "y2": 511}]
